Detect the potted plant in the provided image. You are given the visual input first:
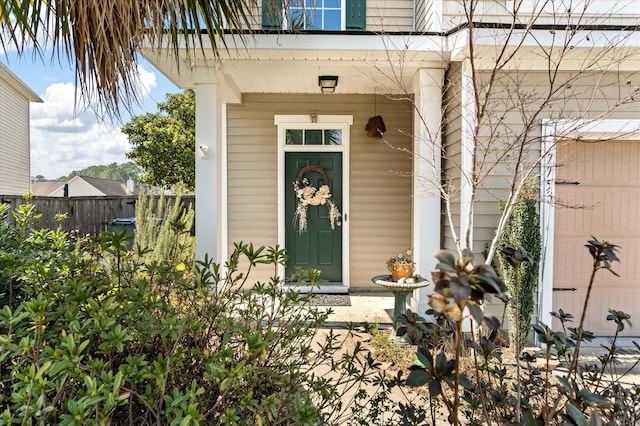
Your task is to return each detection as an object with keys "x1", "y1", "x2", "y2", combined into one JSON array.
[{"x1": 387, "y1": 249, "x2": 415, "y2": 282}]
